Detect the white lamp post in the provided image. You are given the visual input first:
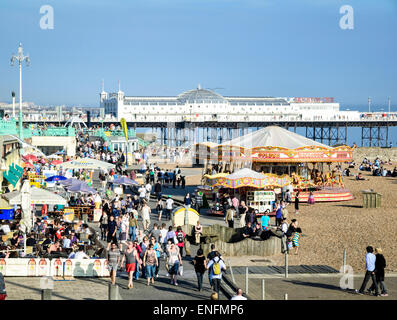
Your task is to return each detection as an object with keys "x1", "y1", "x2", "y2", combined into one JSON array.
[{"x1": 11, "y1": 43, "x2": 30, "y2": 150}]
